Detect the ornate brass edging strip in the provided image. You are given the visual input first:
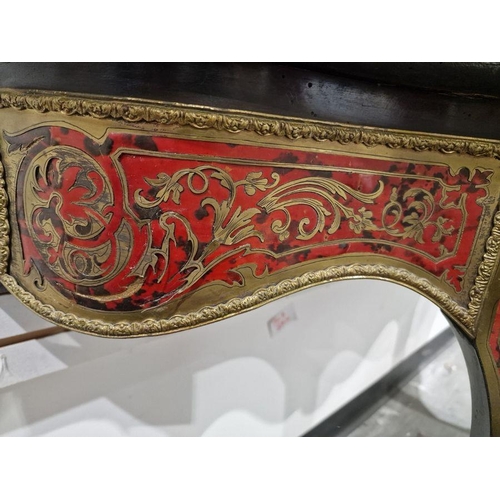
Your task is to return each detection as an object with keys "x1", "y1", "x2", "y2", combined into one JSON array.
[
  {"x1": 469, "y1": 210, "x2": 500, "y2": 323},
  {"x1": 0, "y1": 157, "x2": 9, "y2": 276},
  {"x1": 1, "y1": 89, "x2": 500, "y2": 159},
  {"x1": 0, "y1": 265, "x2": 473, "y2": 338}
]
